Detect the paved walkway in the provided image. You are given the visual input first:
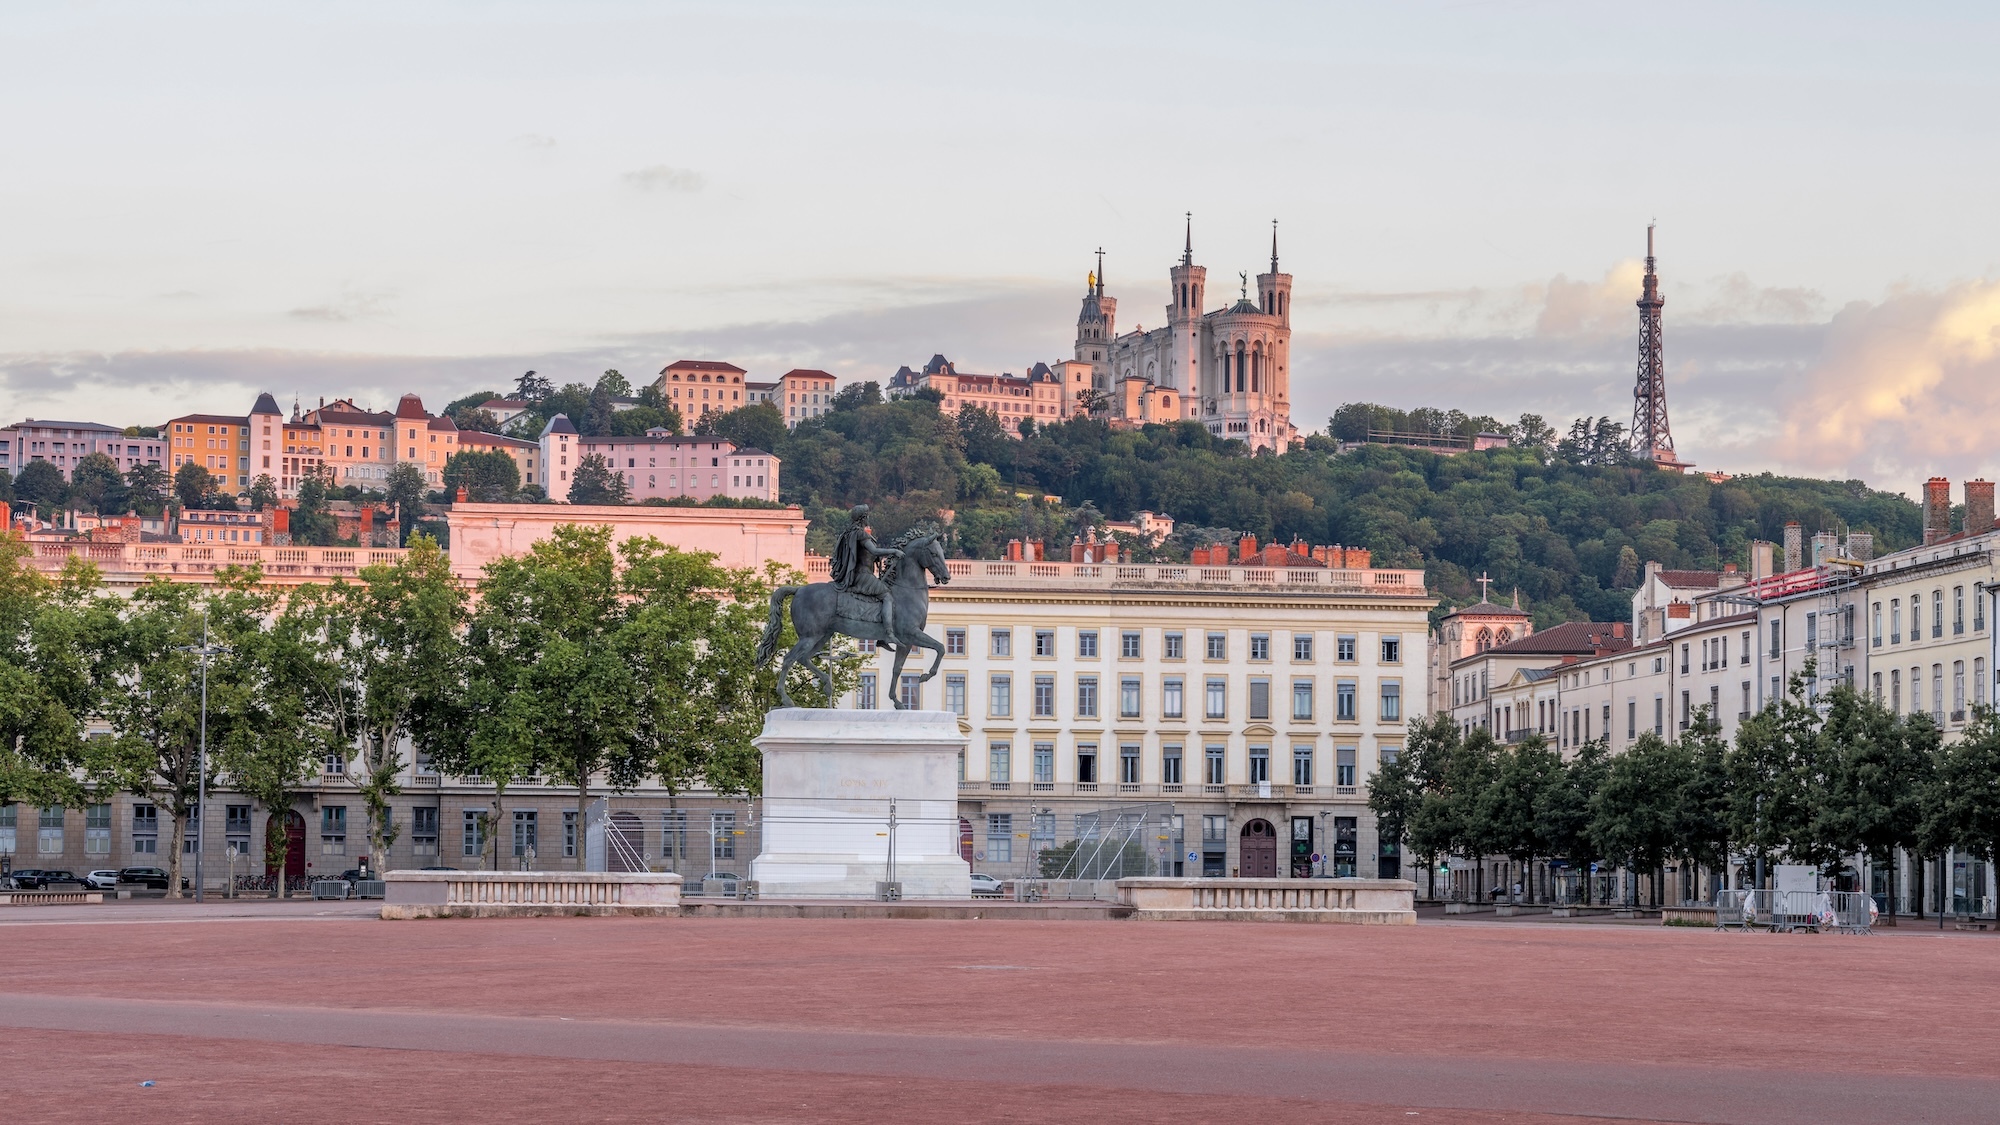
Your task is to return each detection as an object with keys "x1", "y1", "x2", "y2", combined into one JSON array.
[{"x1": 0, "y1": 912, "x2": 1992, "y2": 1122}]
